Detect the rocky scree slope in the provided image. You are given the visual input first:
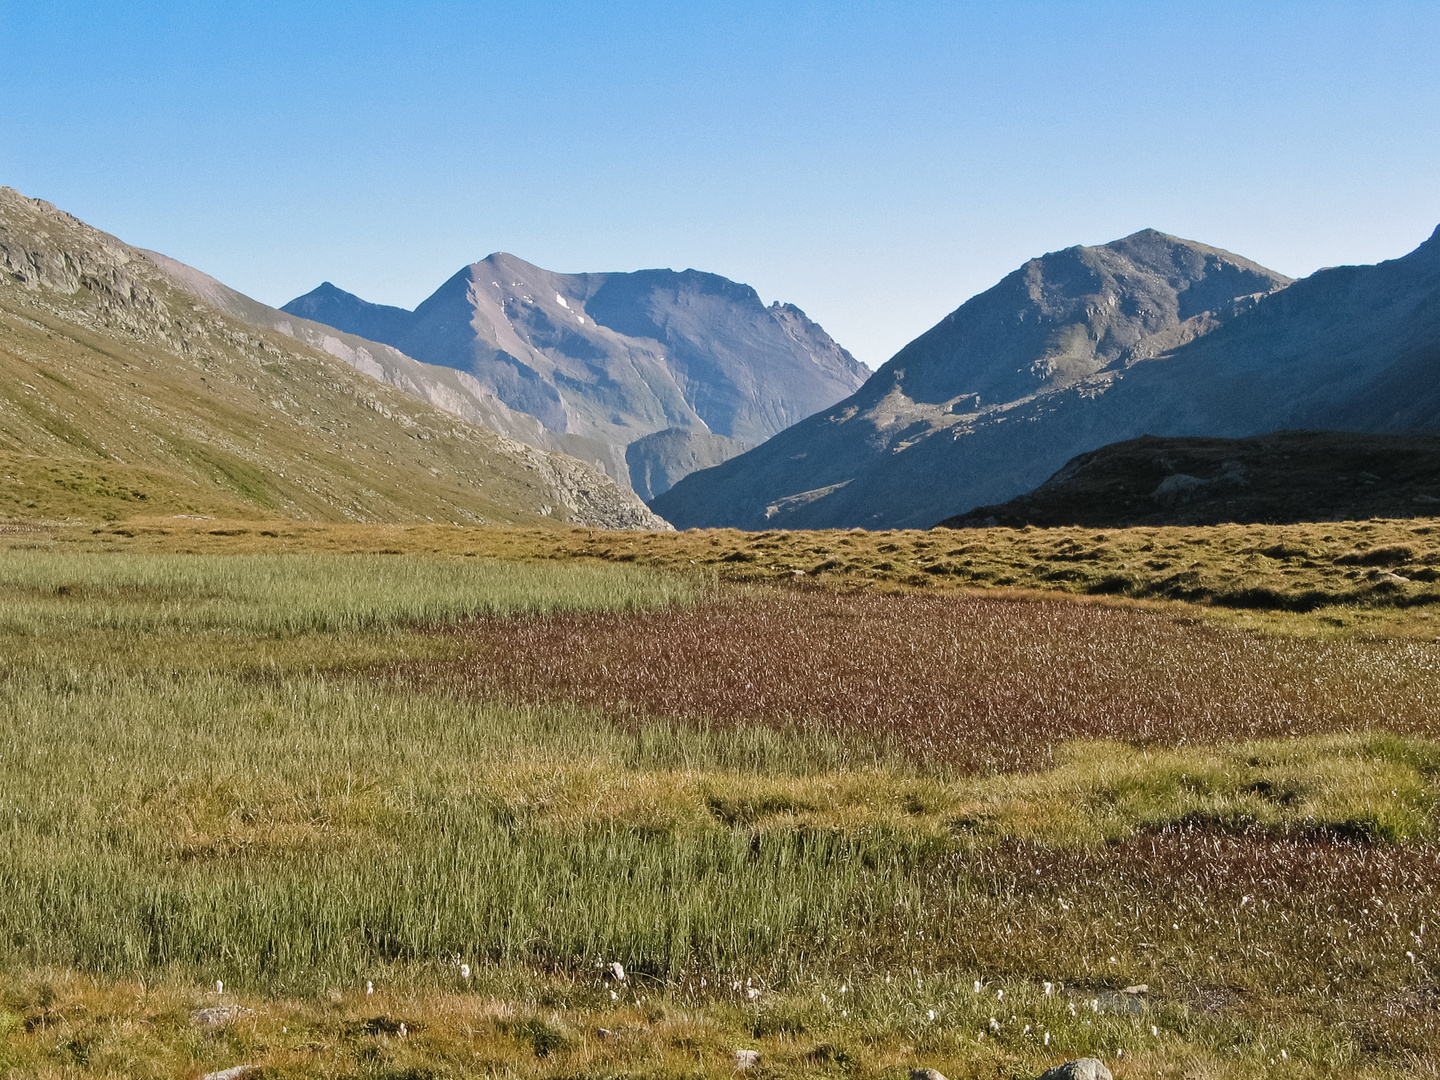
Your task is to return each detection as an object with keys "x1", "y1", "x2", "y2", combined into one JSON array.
[
  {"x1": 0, "y1": 187, "x2": 665, "y2": 528},
  {"x1": 284, "y1": 256, "x2": 869, "y2": 499},
  {"x1": 653, "y1": 230, "x2": 1295, "y2": 529},
  {"x1": 939, "y1": 430, "x2": 1440, "y2": 529}
]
